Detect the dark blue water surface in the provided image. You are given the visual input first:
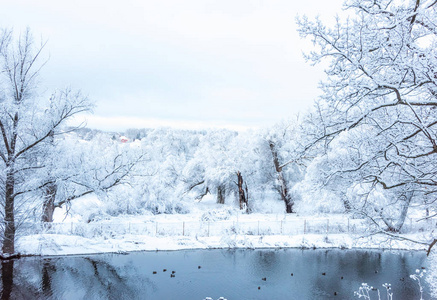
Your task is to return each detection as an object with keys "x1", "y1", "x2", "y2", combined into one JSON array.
[{"x1": 0, "y1": 248, "x2": 431, "y2": 300}]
